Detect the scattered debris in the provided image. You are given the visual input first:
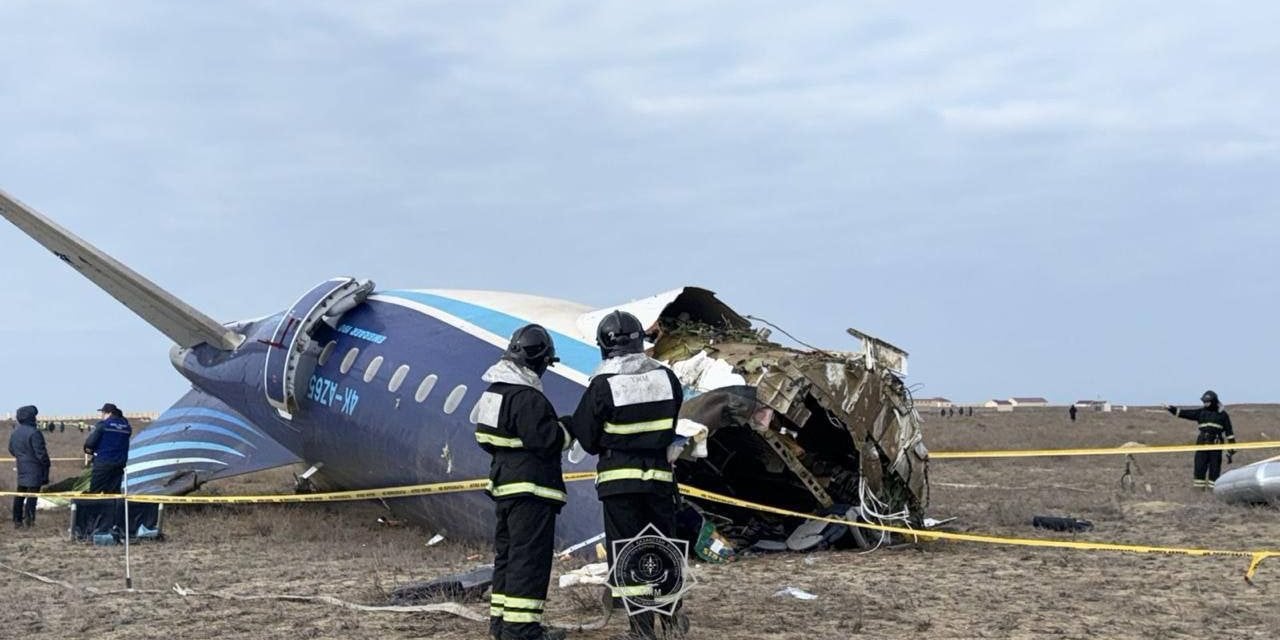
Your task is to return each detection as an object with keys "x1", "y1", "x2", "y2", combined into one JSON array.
[
  {"x1": 387, "y1": 565, "x2": 493, "y2": 605},
  {"x1": 425, "y1": 533, "x2": 445, "y2": 546},
  {"x1": 1031, "y1": 516, "x2": 1094, "y2": 533},
  {"x1": 557, "y1": 562, "x2": 610, "y2": 589},
  {"x1": 376, "y1": 516, "x2": 404, "y2": 527},
  {"x1": 773, "y1": 587, "x2": 818, "y2": 600}
]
